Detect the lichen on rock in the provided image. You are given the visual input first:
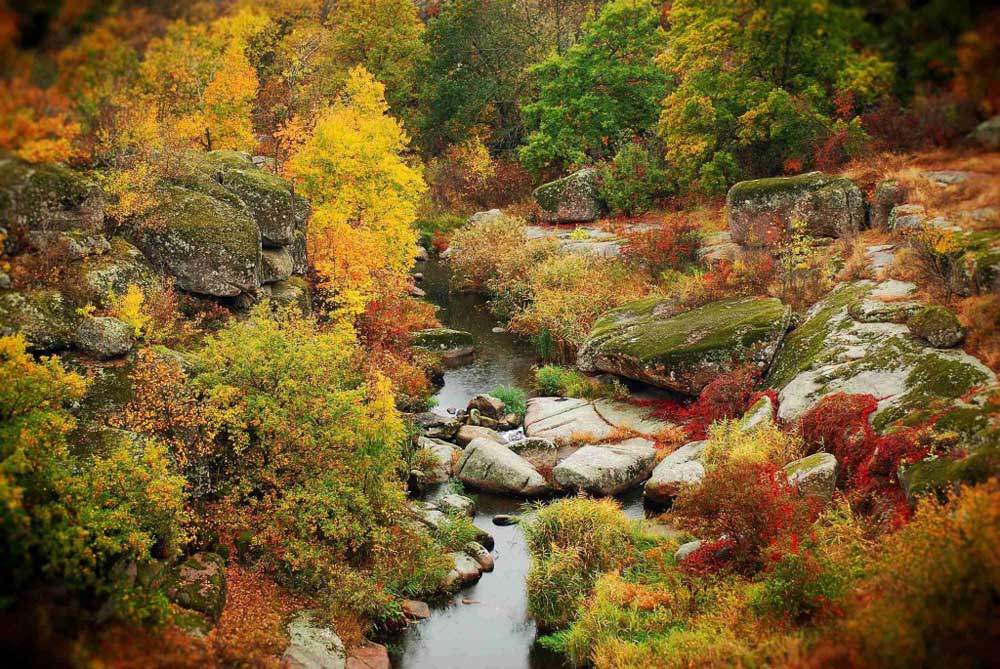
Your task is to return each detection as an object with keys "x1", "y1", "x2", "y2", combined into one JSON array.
[{"x1": 579, "y1": 296, "x2": 791, "y2": 395}]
